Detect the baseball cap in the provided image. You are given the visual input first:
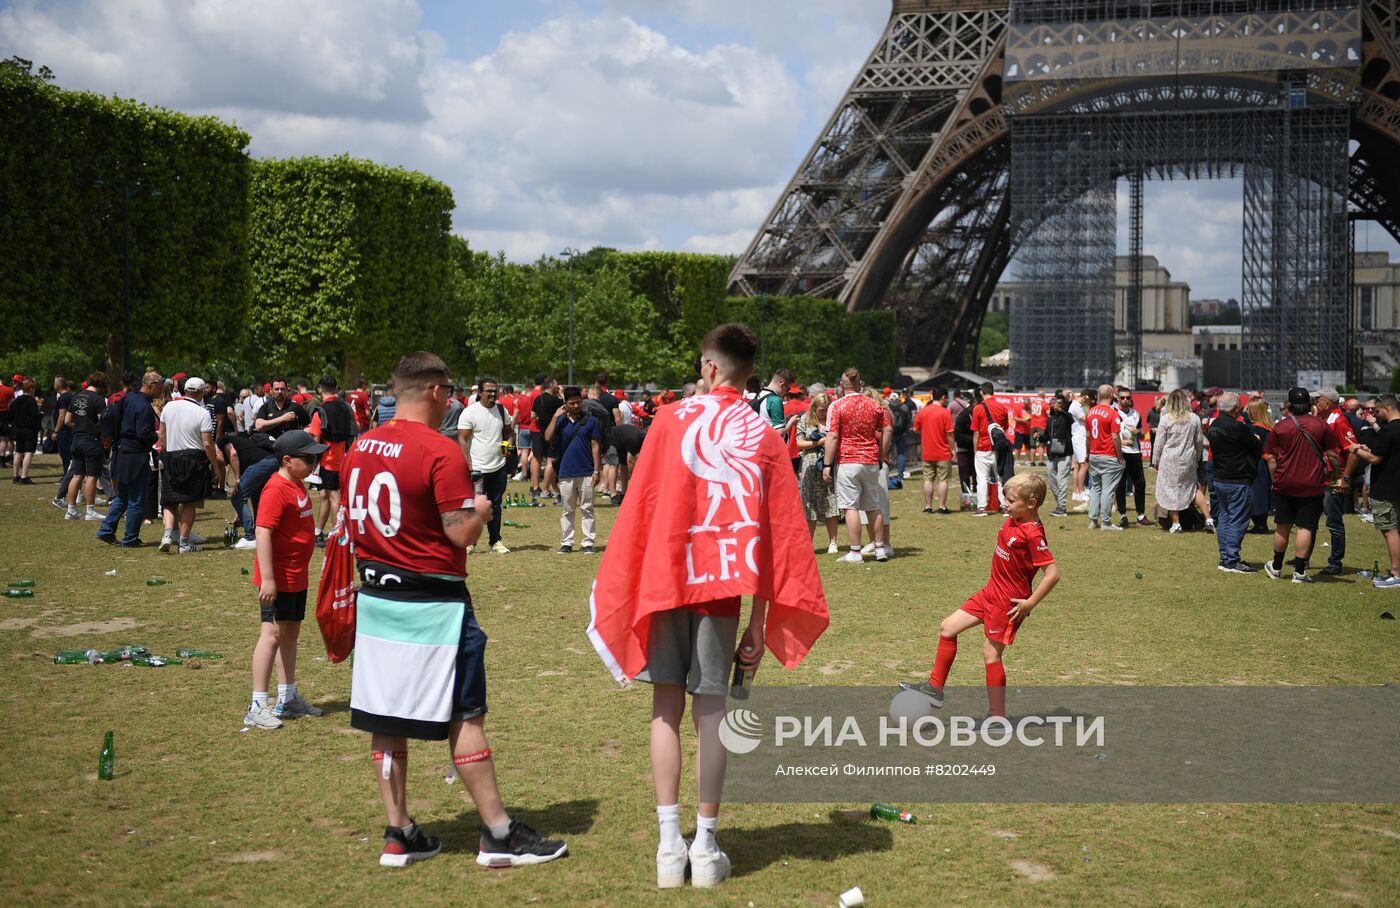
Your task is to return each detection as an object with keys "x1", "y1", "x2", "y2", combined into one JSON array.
[
  {"x1": 1206, "y1": 386, "x2": 1224, "y2": 397},
  {"x1": 183, "y1": 377, "x2": 207, "y2": 394},
  {"x1": 172, "y1": 371, "x2": 187, "y2": 382},
  {"x1": 273, "y1": 429, "x2": 328, "y2": 460},
  {"x1": 1313, "y1": 387, "x2": 1340, "y2": 404},
  {"x1": 1287, "y1": 387, "x2": 1311, "y2": 407},
  {"x1": 613, "y1": 389, "x2": 625, "y2": 400},
  {"x1": 11, "y1": 374, "x2": 24, "y2": 382}
]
